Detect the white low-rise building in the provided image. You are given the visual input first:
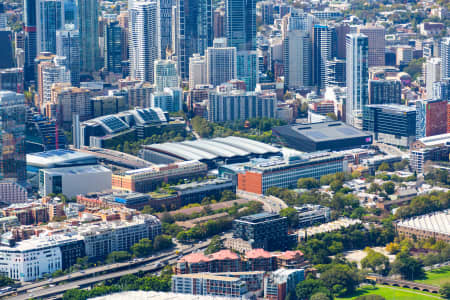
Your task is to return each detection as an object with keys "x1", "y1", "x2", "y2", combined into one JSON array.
[{"x1": 39, "y1": 165, "x2": 112, "y2": 198}]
